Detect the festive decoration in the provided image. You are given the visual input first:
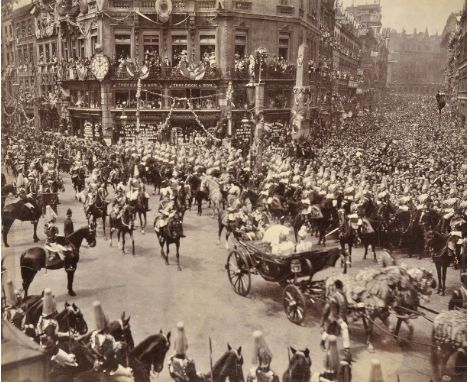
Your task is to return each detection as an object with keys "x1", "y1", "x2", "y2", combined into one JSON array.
[
  {"x1": 90, "y1": 53, "x2": 110, "y2": 81},
  {"x1": 155, "y1": 0, "x2": 172, "y2": 23}
]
